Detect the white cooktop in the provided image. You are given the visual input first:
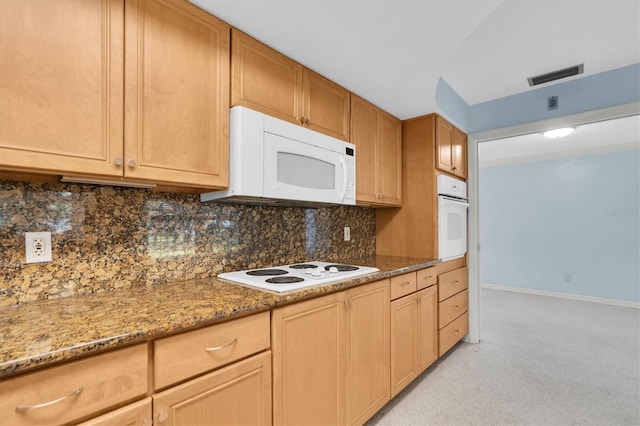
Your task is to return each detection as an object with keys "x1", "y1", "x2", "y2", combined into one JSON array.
[{"x1": 217, "y1": 261, "x2": 380, "y2": 293}]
